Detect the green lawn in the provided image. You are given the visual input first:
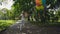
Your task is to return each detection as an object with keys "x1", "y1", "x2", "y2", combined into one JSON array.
[
  {"x1": 58, "y1": 19, "x2": 60, "y2": 22},
  {"x1": 0, "y1": 20, "x2": 16, "y2": 32}
]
